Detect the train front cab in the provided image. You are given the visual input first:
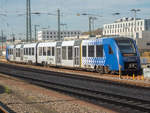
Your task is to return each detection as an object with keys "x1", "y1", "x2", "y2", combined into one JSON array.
[
  {"x1": 114, "y1": 37, "x2": 141, "y2": 75},
  {"x1": 6, "y1": 45, "x2": 15, "y2": 62}
]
